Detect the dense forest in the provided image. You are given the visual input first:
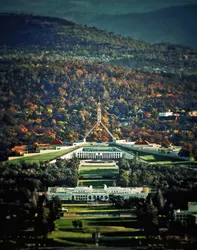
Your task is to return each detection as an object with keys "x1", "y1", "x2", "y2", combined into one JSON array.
[
  {"x1": 0, "y1": 157, "x2": 80, "y2": 246},
  {"x1": 0, "y1": 57, "x2": 197, "y2": 157},
  {"x1": 118, "y1": 158, "x2": 197, "y2": 209}
]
